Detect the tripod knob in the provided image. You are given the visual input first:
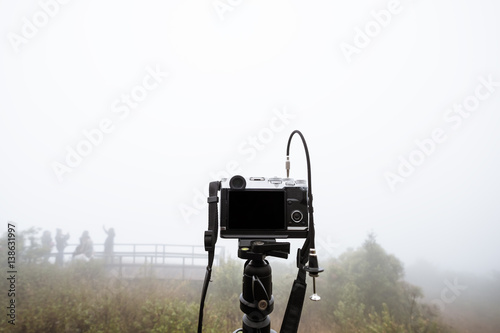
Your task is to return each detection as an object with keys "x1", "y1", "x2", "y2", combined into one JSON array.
[
  {"x1": 304, "y1": 248, "x2": 324, "y2": 301},
  {"x1": 309, "y1": 276, "x2": 321, "y2": 301},
  {"x1": 258, "y1": 299, "x2": 268, "y2": 311}
]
